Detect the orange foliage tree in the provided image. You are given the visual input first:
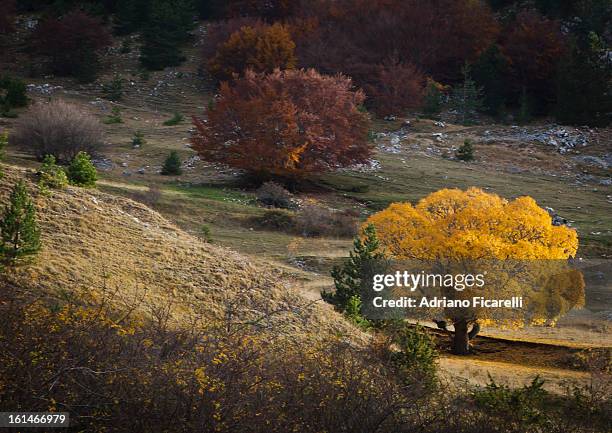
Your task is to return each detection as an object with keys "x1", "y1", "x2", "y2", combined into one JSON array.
[
  {"x1": 501, "y1": 10, "x2": 567, "y2": 107},
  {"x1": 365, "y1": 188, "x2": 583, "y2": 354},
  {"x1": 191, "y1": 69, "x2": 372, "y2": 179},
  {"x1": 208, "y1": 22, "x2": 297, "y2": 81}
]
